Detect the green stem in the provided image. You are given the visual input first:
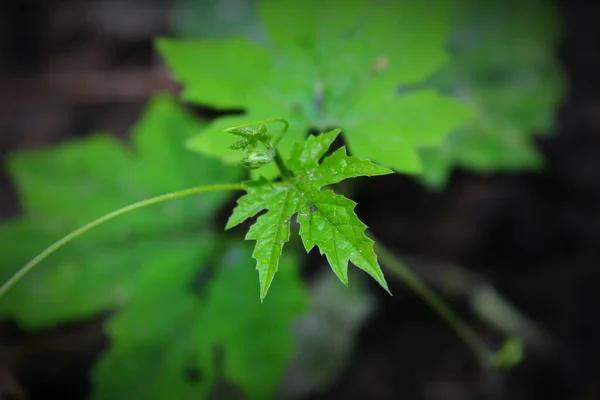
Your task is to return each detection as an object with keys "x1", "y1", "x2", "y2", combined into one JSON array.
[
  {"x1": 0, "y1": 183, "x2": 244, "y2": 298},
  {"x1": 273, "y1": 149, "x2": 293, "y2": 180},
  {"x1": 375, "y1": 243, "x2": 494, "y2": 367}
]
